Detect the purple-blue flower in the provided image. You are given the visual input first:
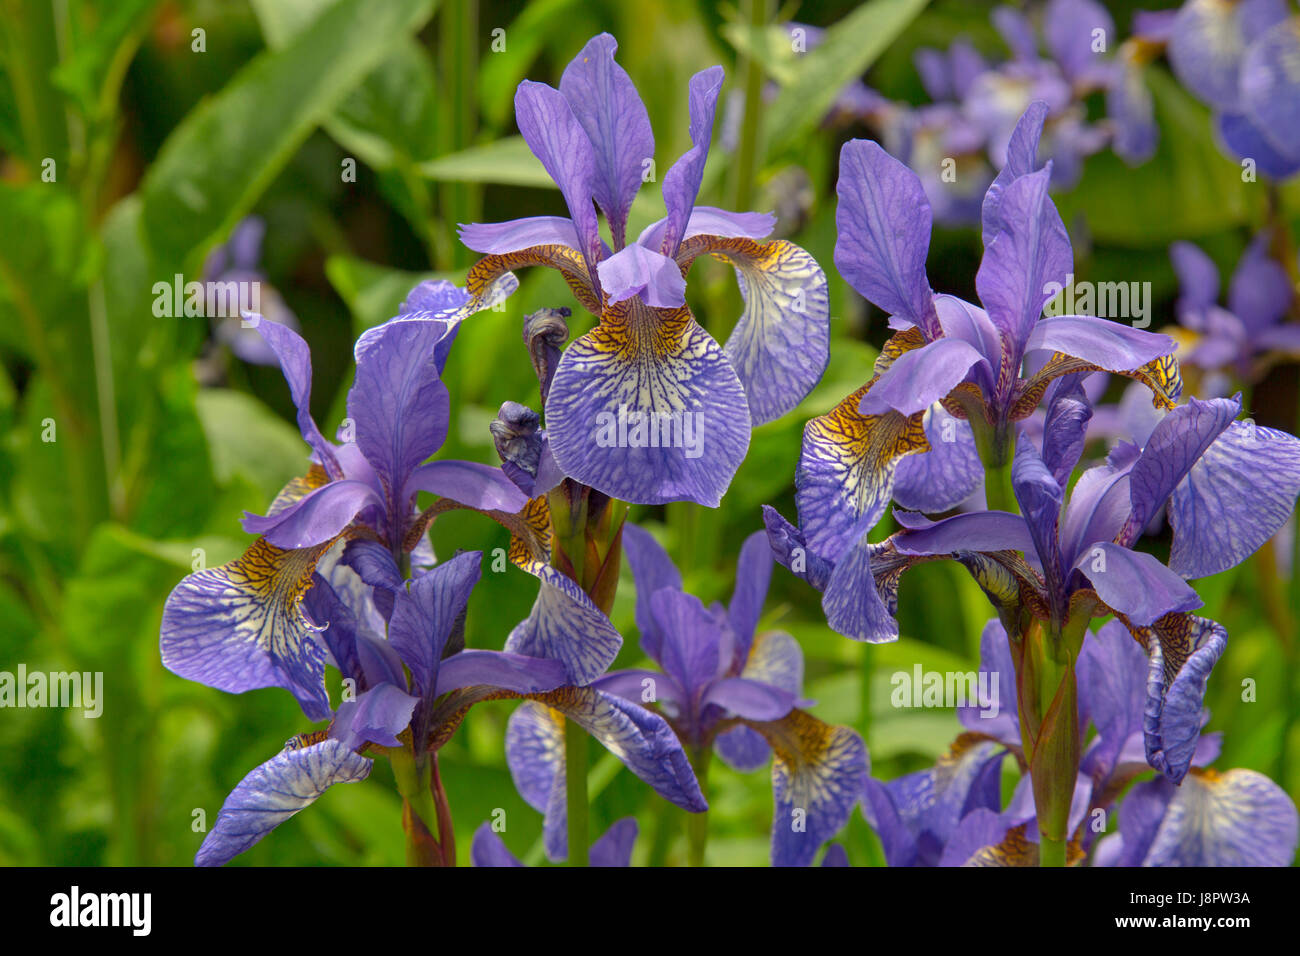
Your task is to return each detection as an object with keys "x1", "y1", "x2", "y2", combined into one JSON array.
[
  {"x1": 459, "y1": 33, "x2": 830, "y2": 507},
  {"x1": 160, "y1": 280, "x2": 525, "y2": 720},
  {"x1": 582, "y1": 525, "x2": 868, "y2": 867},
  {"x1": 471, "y1": 818, "x2": 638, "y2": 867},
  {"x1": 1168, "y1": 233, "x2": 1300, "y2": 391},
  {"x1": 1166, "y1": 1, "x2": 1300, "y2": 178},
  {"x1": 888, "y1": 619, "x2": 1300, "y2": 866},
  {"x1": 764, "y1": 103, "x2": 1182, "y2": 643}
]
